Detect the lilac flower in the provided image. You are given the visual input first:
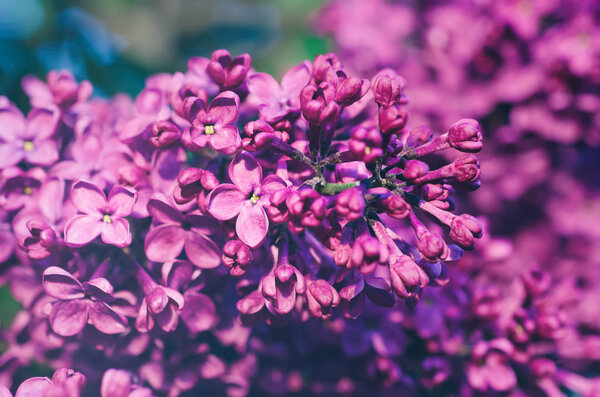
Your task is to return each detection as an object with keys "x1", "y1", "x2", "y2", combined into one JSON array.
[
  {"x1": 22, "y1": 70, "x2": 92, "y2": 109},
  {"x1": 206, "y1": 49, "x2": 252, "y2": 89},
  {"x1": 247, "y1": 62, "x2": 311, "y2": 122},
  {"x1": 144, "y1": 197, "x2": 221, "y2": 269},
  {"x1": 0, "y1": 106, "x2": 60, "y2": 169},
  {"x1": 207, "y1": 151, "x2": 286, "y2": 248},
  {"x1": 185, "y1": 91, "x2": 241, "y2": 155},
  {"x1": 42, "y1": 267, "x2": 128, "y2": 336},
  {"x1": 101, "y1": 369, "x2": 153, "y2": 397},
  {"x1": 64, "y1": 181, "x2": 136, "y2": 247}
]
